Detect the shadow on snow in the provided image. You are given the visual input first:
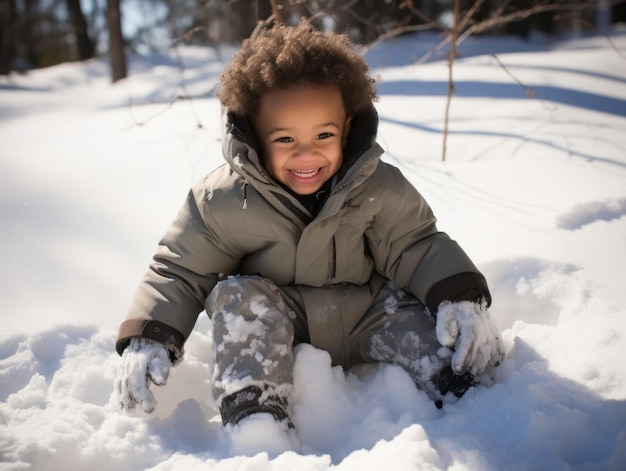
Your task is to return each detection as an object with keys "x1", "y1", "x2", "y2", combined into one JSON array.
[{"x1": 378, "y1": 80, "x2": 626, "y2": 118}]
